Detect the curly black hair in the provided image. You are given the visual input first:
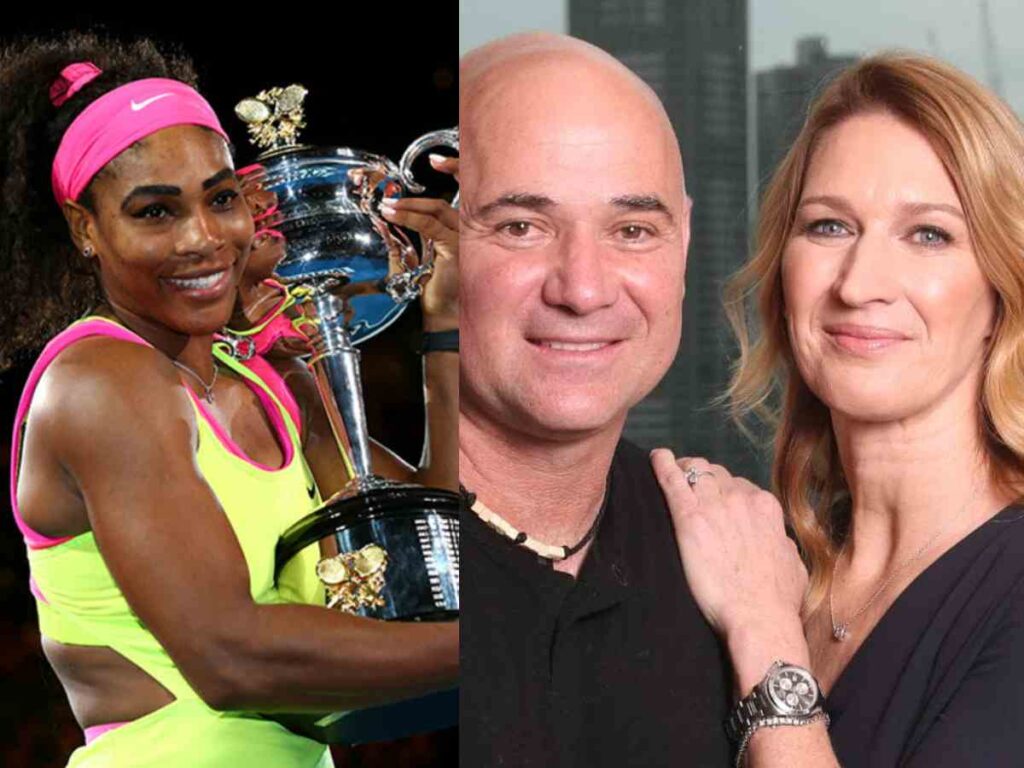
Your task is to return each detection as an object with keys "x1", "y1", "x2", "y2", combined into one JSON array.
[{"x1": 0, "y1": 32, "x2": 198, "y2": 370}]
